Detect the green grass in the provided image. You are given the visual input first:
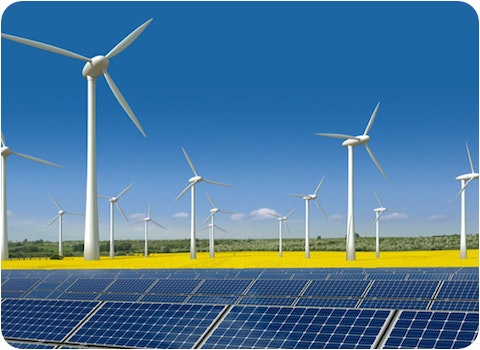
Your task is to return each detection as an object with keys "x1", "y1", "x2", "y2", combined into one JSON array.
[{"x1": 7, "y1": 234, "x2": 479, "y2": 259}]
